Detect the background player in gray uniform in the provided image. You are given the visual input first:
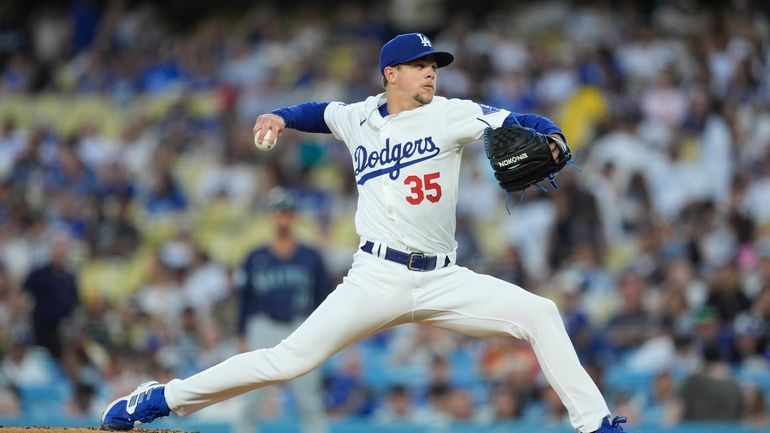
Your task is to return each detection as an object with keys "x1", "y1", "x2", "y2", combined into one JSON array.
[
  {"x1": 236, "y1": 188, "x2": 330, "y2": 433},
  {"x1": 101, "y1": 33, "x2": 631, "y2": 433}
]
